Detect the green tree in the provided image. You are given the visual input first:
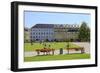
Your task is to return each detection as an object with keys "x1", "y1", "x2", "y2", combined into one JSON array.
[
  {"x1": 78, "y1": 22, "x2": 90, "y2": 42},
  {"x1": 24, "y1": 32, "x2": 28, "y2": 42}
]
